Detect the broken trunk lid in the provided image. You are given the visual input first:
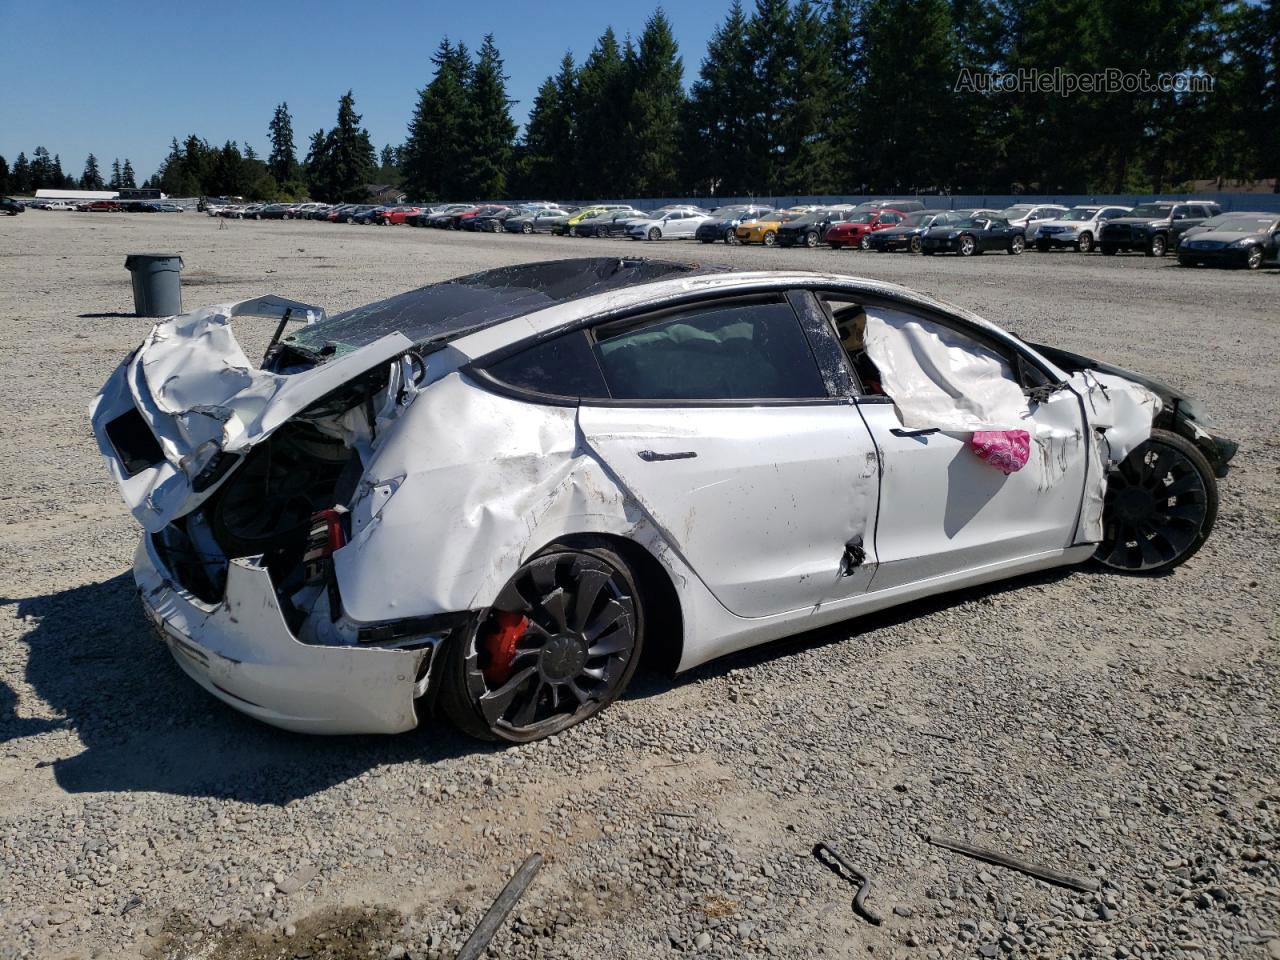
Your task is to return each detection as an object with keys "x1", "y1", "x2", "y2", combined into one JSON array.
[{"x1": 92, "y1": 296, "x2": 415, "y2": 533}]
